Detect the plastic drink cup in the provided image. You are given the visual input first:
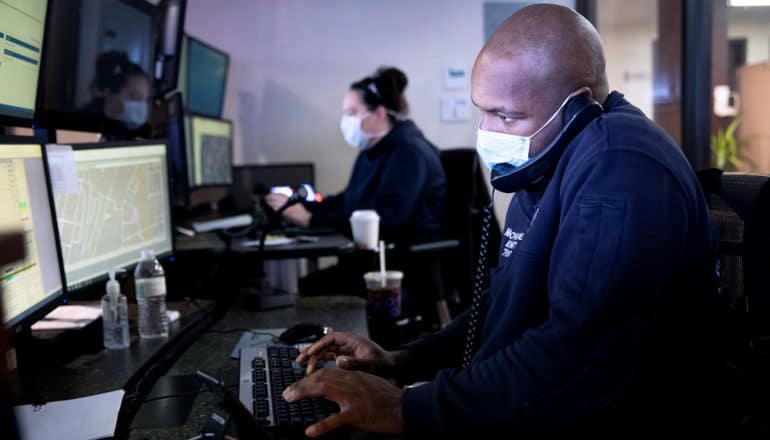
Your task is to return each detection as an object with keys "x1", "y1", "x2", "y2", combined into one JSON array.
[{"x1": 349, "y1": 210, "x2": 380, "y2": 250}]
